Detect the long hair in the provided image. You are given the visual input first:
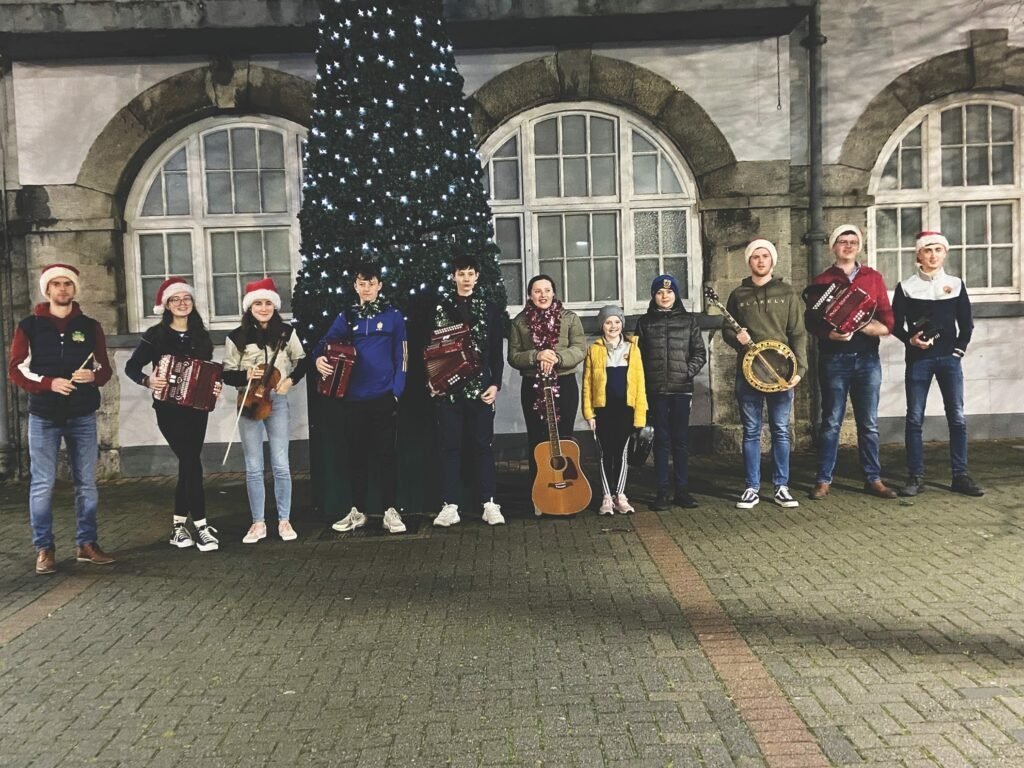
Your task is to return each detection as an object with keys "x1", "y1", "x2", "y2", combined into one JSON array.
[
  {"x1": 156, "y1": 308, "x2": 213, "y2": 359},
  {"x1": 241, "y1": 307, "x2": 290, "y2": 349}
]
